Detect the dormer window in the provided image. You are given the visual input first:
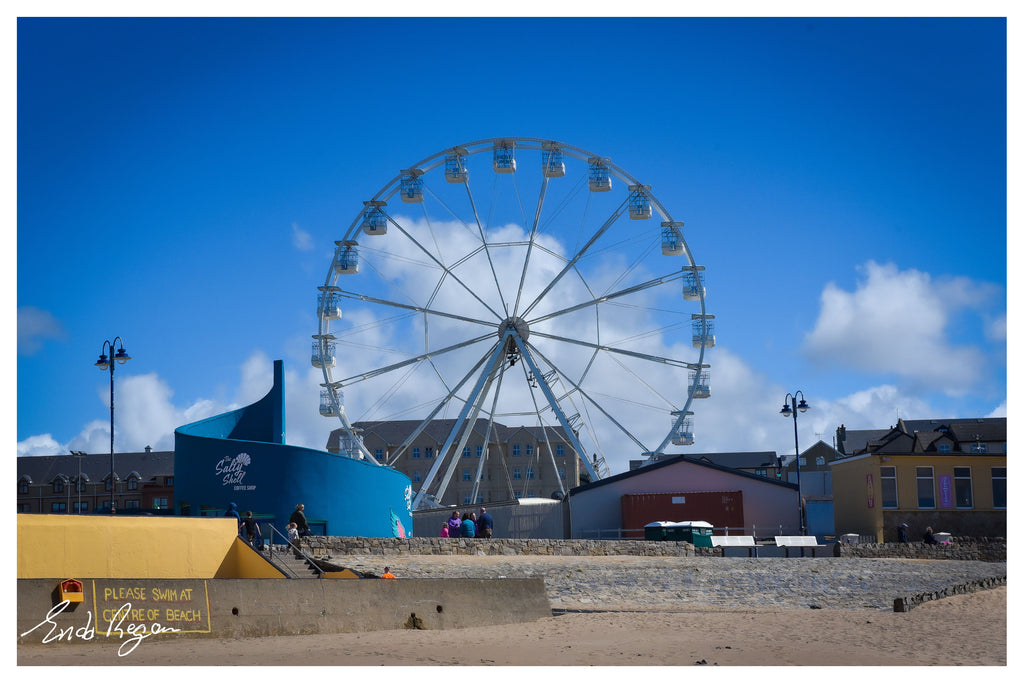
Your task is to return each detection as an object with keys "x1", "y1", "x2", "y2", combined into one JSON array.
[
  {"x1": 939, "y1": 444, "x2": 951, "y2": 453},
  {"x1": 18, "y1": 478, "x2": 30, "y2": 495},
  {"x1": 127, "y1": 476, "x2": 139, "y2": 491},
  {"x1": 52, "y1": 478, "x2": 65, "y2": 494}
]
